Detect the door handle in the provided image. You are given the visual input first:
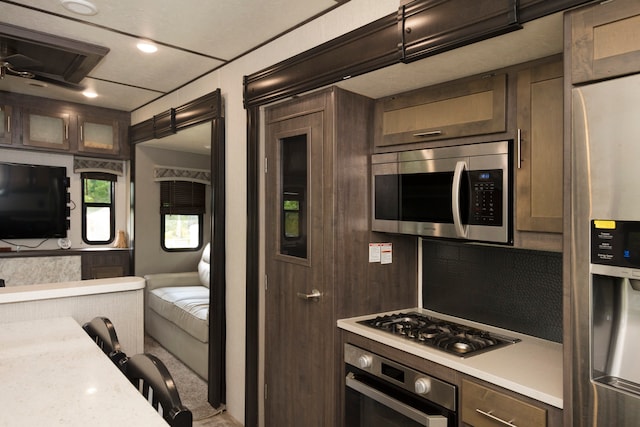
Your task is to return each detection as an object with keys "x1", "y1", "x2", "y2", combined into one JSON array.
[{"x1": 297, "y1": 289, "x2": 322, "y2": 301}]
